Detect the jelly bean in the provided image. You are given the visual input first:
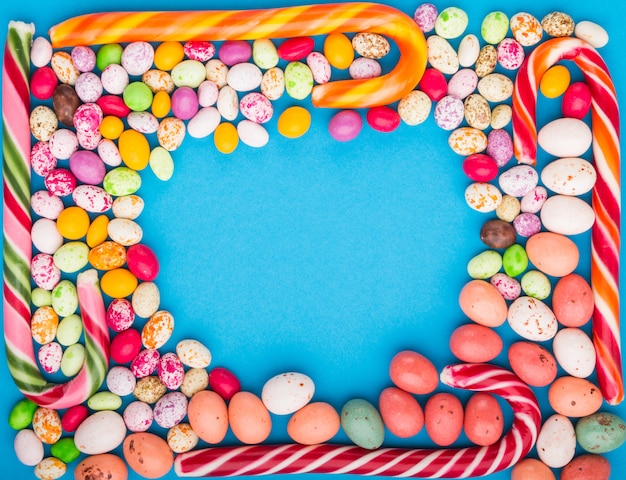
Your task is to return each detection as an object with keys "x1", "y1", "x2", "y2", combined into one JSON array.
[
  {"x1": 435, "y1": 7, "x2": 468, "y2": 39},
  {"x1": 467, "y1": 250, "x2": 503, "y2": 279},
  {"x1": 562, "y1": 82, "x2": 592, "y2": 119},
  {"x1": 86, "y1": 215, "x2": 109, "y2": 248},
  {"x1": 124, "y1": 400, "x2": 155, "y2": 431},
  {"x1": 32, "y1": 218, "x2": 63, "y2": 254},
  {"x1": 32, "y1": 67, "x2": 59, "y2": 100},
  {"x1": 171, "y1": 86, "x2": 200, "y2": 120},
  {"x1": 108, "y1": 218, "x2": 143, "y2": 246},
  {"x1": 154, "y1": 41, "x2": 185, "y2": 71},
  {"x1": 56, "y1": 206, "x2": 90, "y2": 240},
  {"x1": 209, "y1": 367, "x2": 241, "y2": 401},
  {"x1": 50, "y1": 438, "x2": 80, "y2": 464},
  {"x1": 181, "y1": 369, "x2": 209, "y2": 398},
  {"x1": 284, "y1": 61, "x2": 313, "y2": 100},
  {"x1": 88, "y1": 391, "x2": 123, "y2": 411},
  {"x1": 447, "y1": 68, "x2": 478, "y2": 100},
  {"x1": 481, "y1": 11, "x2": 509, "y2": 44},
  {"x1": 502, "y1": 244, "x2": 528, "y2": 277},
  {"x1": 490, "y1": 104, "x2": 512, "y2": 129},
  {"x1": 31, "y1": 36, "x2": 53, "y2": 68},
  {"x1": 540, "y1": 64, "x2": 571, "y2": 98},
  {"x1": 434, "y1": 95, "x2": 464, "y2": 130},
  {"x1": 112, "y1": 195, "x2": 144, "y2": 219},
  {"x1": 69, "y1": 150, "x2": 106, "y2": 185},
  {"x1": 101, "y1": 268, "x2": 138, "y2": 298},
  {"x1": 119, "y1": 129, "x2": 150, "y2": 170},
  {"x1": 52, "y1": 84, "x2": 80, "y2": 127},
  {"x1": 96, "y1": 44, "x2": 123, "y2": 71},
  {"x1": 88, "y1": 240, "x2": 127, "y2": 271},
  {"x1": 9, "y1": 399, "x2": 39, "y2": 430},
  {"x1": 123, "y1": 82, "x2": 153, "y2": 111},
  {"x1": 214, "y1": 122, "x2": 239, "y2": 154},
  {"x1": 184, "y1": 40, "x2": 216, "y2": 62},
  {"x1": 158, "y1": 353, "x2": 185, "y2": 390},
  {"x1": 252, "y1": 39, "x2": 279, "y2": 69},
  {"x1": 521, "y1": 270, "x2": 551, "y2": 300},
  {"x1": 328, "y1": 110, "x2": 362, "y2": 142},
  {"x1": 33, "y1": 407, "x2": 63, "y2": 444},
  {"x1": 61, "y1": 343, "x2": 85, "y2": 376},
  {"x1": 30, "y1": 106, "x2": 58, "y2": 143},
  {"x1": 132, "y1": 377, "x2": 166, "y2": 405},
  {"x1": 31, "y1": 142, "x2": 57, "y2": 177},
  {"x1": 31, "y1": 306, "x2": 58, "y2": 345},
  {"x1": 31, "y1": 253, "x2": 61, "y2": 290},
  {"x1": 490, "y1": 272, "x2": 521, "y2": 300},
  {"x1": 72, "y1": 185, "x2": 113, "y2": 213},
  {"x1": 277, "y1": 106, "x2": 311, "y2": 138},
  {"x1": 419, "y1": 68, "x2": 447, "y2": 101},
  {"x1": 486, "y1": 128, "x2": 514, "y2": 167},
  {"x1": 278, "y1": 37, "x2": 315, "y2": 61},
  {"x1": 261, "y1": 67, "x2": 285, "y2": 100},
  {"x1": 413, "y1": 3, "x2": 438, "y2": 33},
  {"x1": 366, "y1": 105, "x2": 400, "y2": 133},
  {"x1": 216, "y1": 85, "x2": 239, "y2": 121},
  {"x1": 107, "y1": 365, "x2": 137, "y2": 396},
  {"x1": 464, "y1": 182, "x2": 502, "y2": 212},
  {"x1": 498, "y1": 165, "x2": 538, "y2": 197},
  {"x1": 219, "y1": 40, "x2": 252, "y2": 66},
  {"x1": 54, "y1": 242, "x2": 90, "y2": 273},
  {"x1": 103, "y1": 167, "x2": 142, "y2": 196},
  {"x1": 51, "y1": 280, "x2": 79, "y2": 317},
  {"x1": 97, "y1": 94, "x2": 132, "y2": 117},
  {"x1": 475, "y1": 45, "x2": 497, "y2": 77},
  {"x1": 75, "y1": 72, "x2": 103, "y2": 103},
  {"x1": 31, "y1": 189, "x2": 63, "y2": 219},
  {"x1": 149, "y1": 146, "x2": 175, "y2": 181},
  {"x1": 323, "y1": 32, "x2": 354, "y2": 69},
  {"x1": 206, "y1": 59, "x2": 229, "y2": 88},
  {"x1": 32, "y1": 288, "x2": 53, "y2": 307},
  {"x1": 457, "y1": 34, "x2": 480, "y2": 67},
  {"x1": 56, "y1": 314, "x2": 83, "y2": 346},
  {"x1": 131, "y1": 349, "x2": 161, "y2": 378},
  {"x1": 462, "y1": 153, "x2": 498, "y2": 182},
  {"x1": 349, "y1": 58, "x2": 381, "y2": 79},
  {"x1": 574, "y1": 20, "x2": 609, "y2": 49},
  {"x1": 100, "y1": 115, "x2": 125, "y2": 139}
]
